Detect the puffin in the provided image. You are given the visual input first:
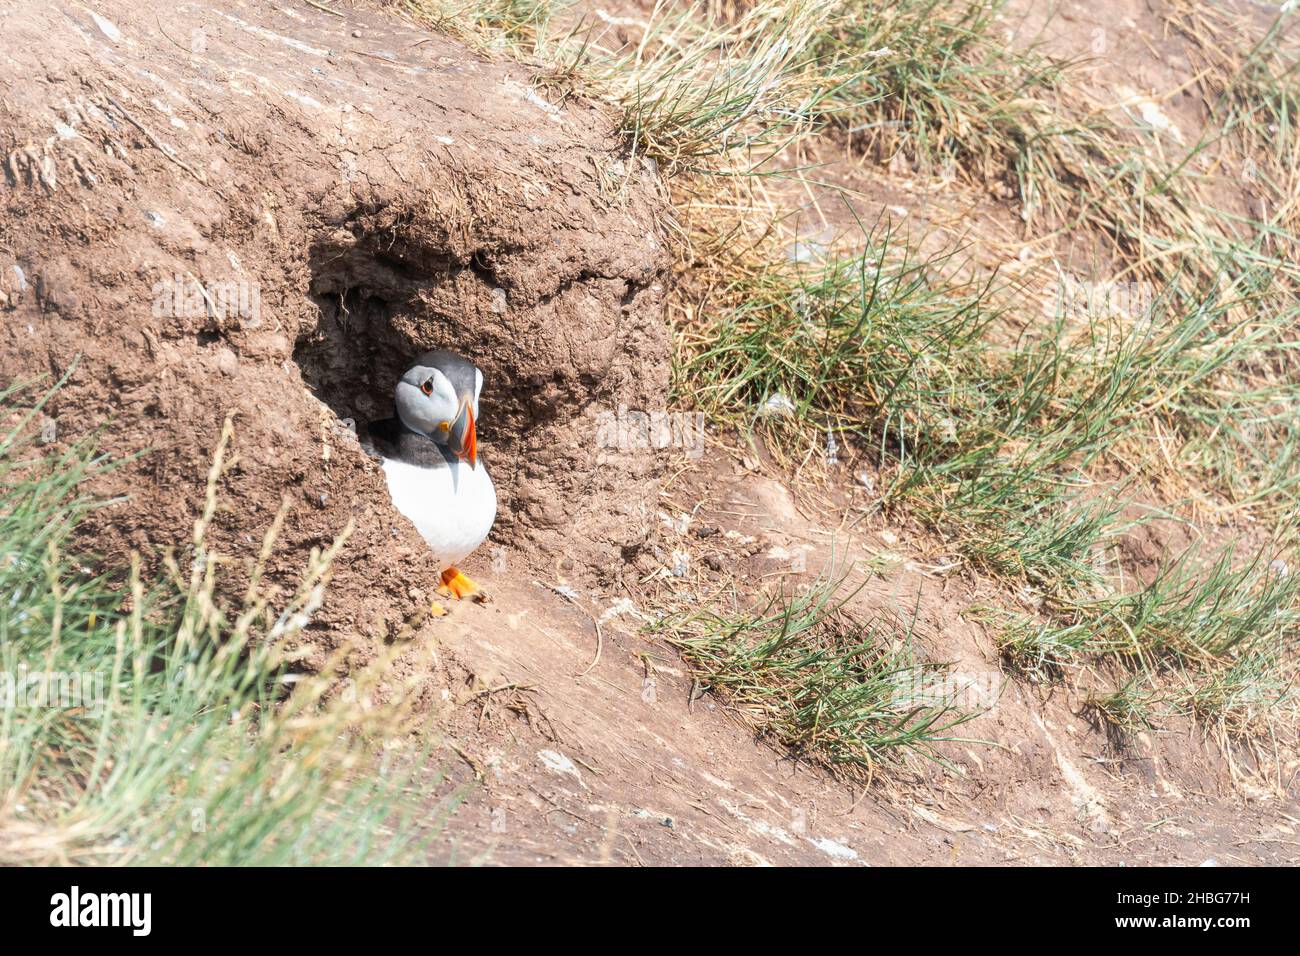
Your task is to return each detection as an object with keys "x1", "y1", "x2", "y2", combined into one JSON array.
[{"x1": 362, "y1": 350, "x2": 497, "y2": 606}]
